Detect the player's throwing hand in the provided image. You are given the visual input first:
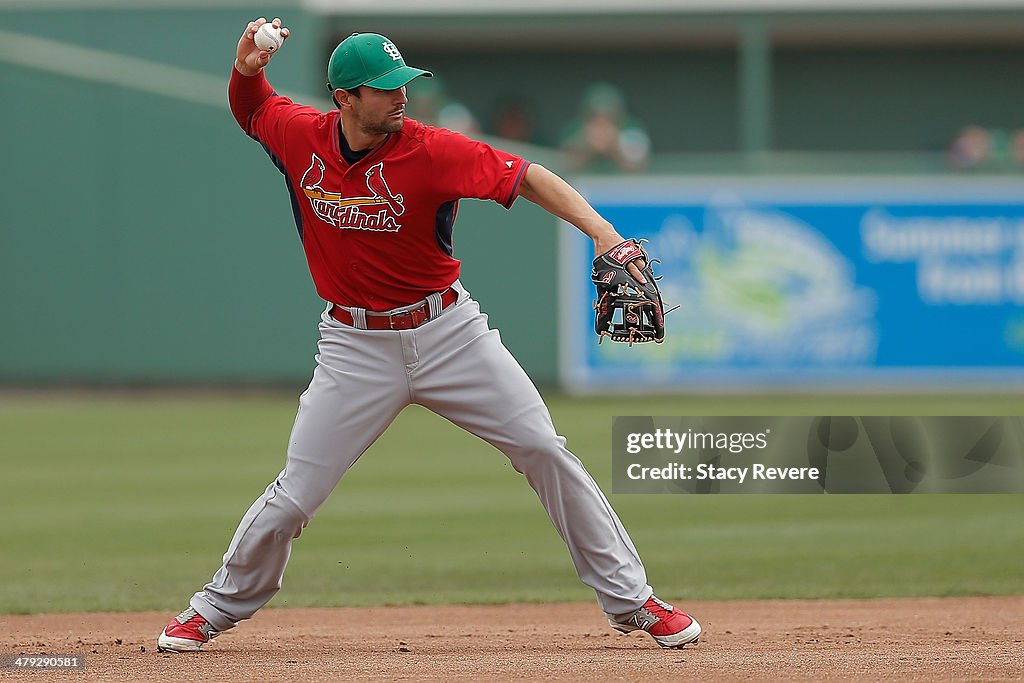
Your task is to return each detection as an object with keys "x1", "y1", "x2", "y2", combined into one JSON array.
[{"x1": 235, "y1": 17, "x2": 289, "y2": 77}]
